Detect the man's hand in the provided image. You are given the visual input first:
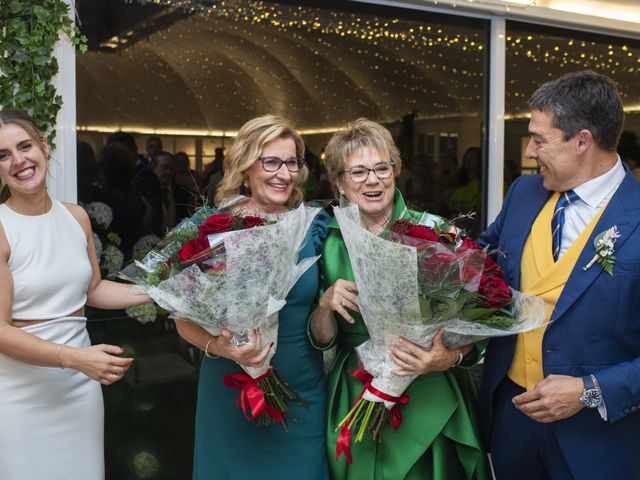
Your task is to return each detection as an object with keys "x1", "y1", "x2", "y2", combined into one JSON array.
[{"x1": 512, "y1": 374, "x2": 584, "y2": 423}]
